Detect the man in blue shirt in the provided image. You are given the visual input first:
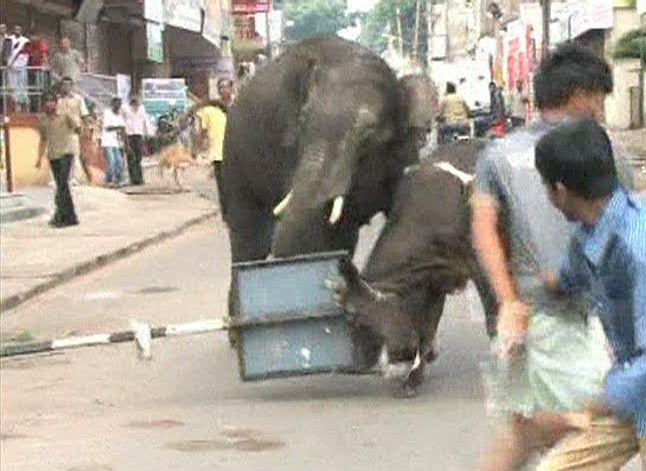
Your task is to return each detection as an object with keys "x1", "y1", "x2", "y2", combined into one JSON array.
[{"x1": 535, "y1": 118, "x2": 645, "y2": 470}]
